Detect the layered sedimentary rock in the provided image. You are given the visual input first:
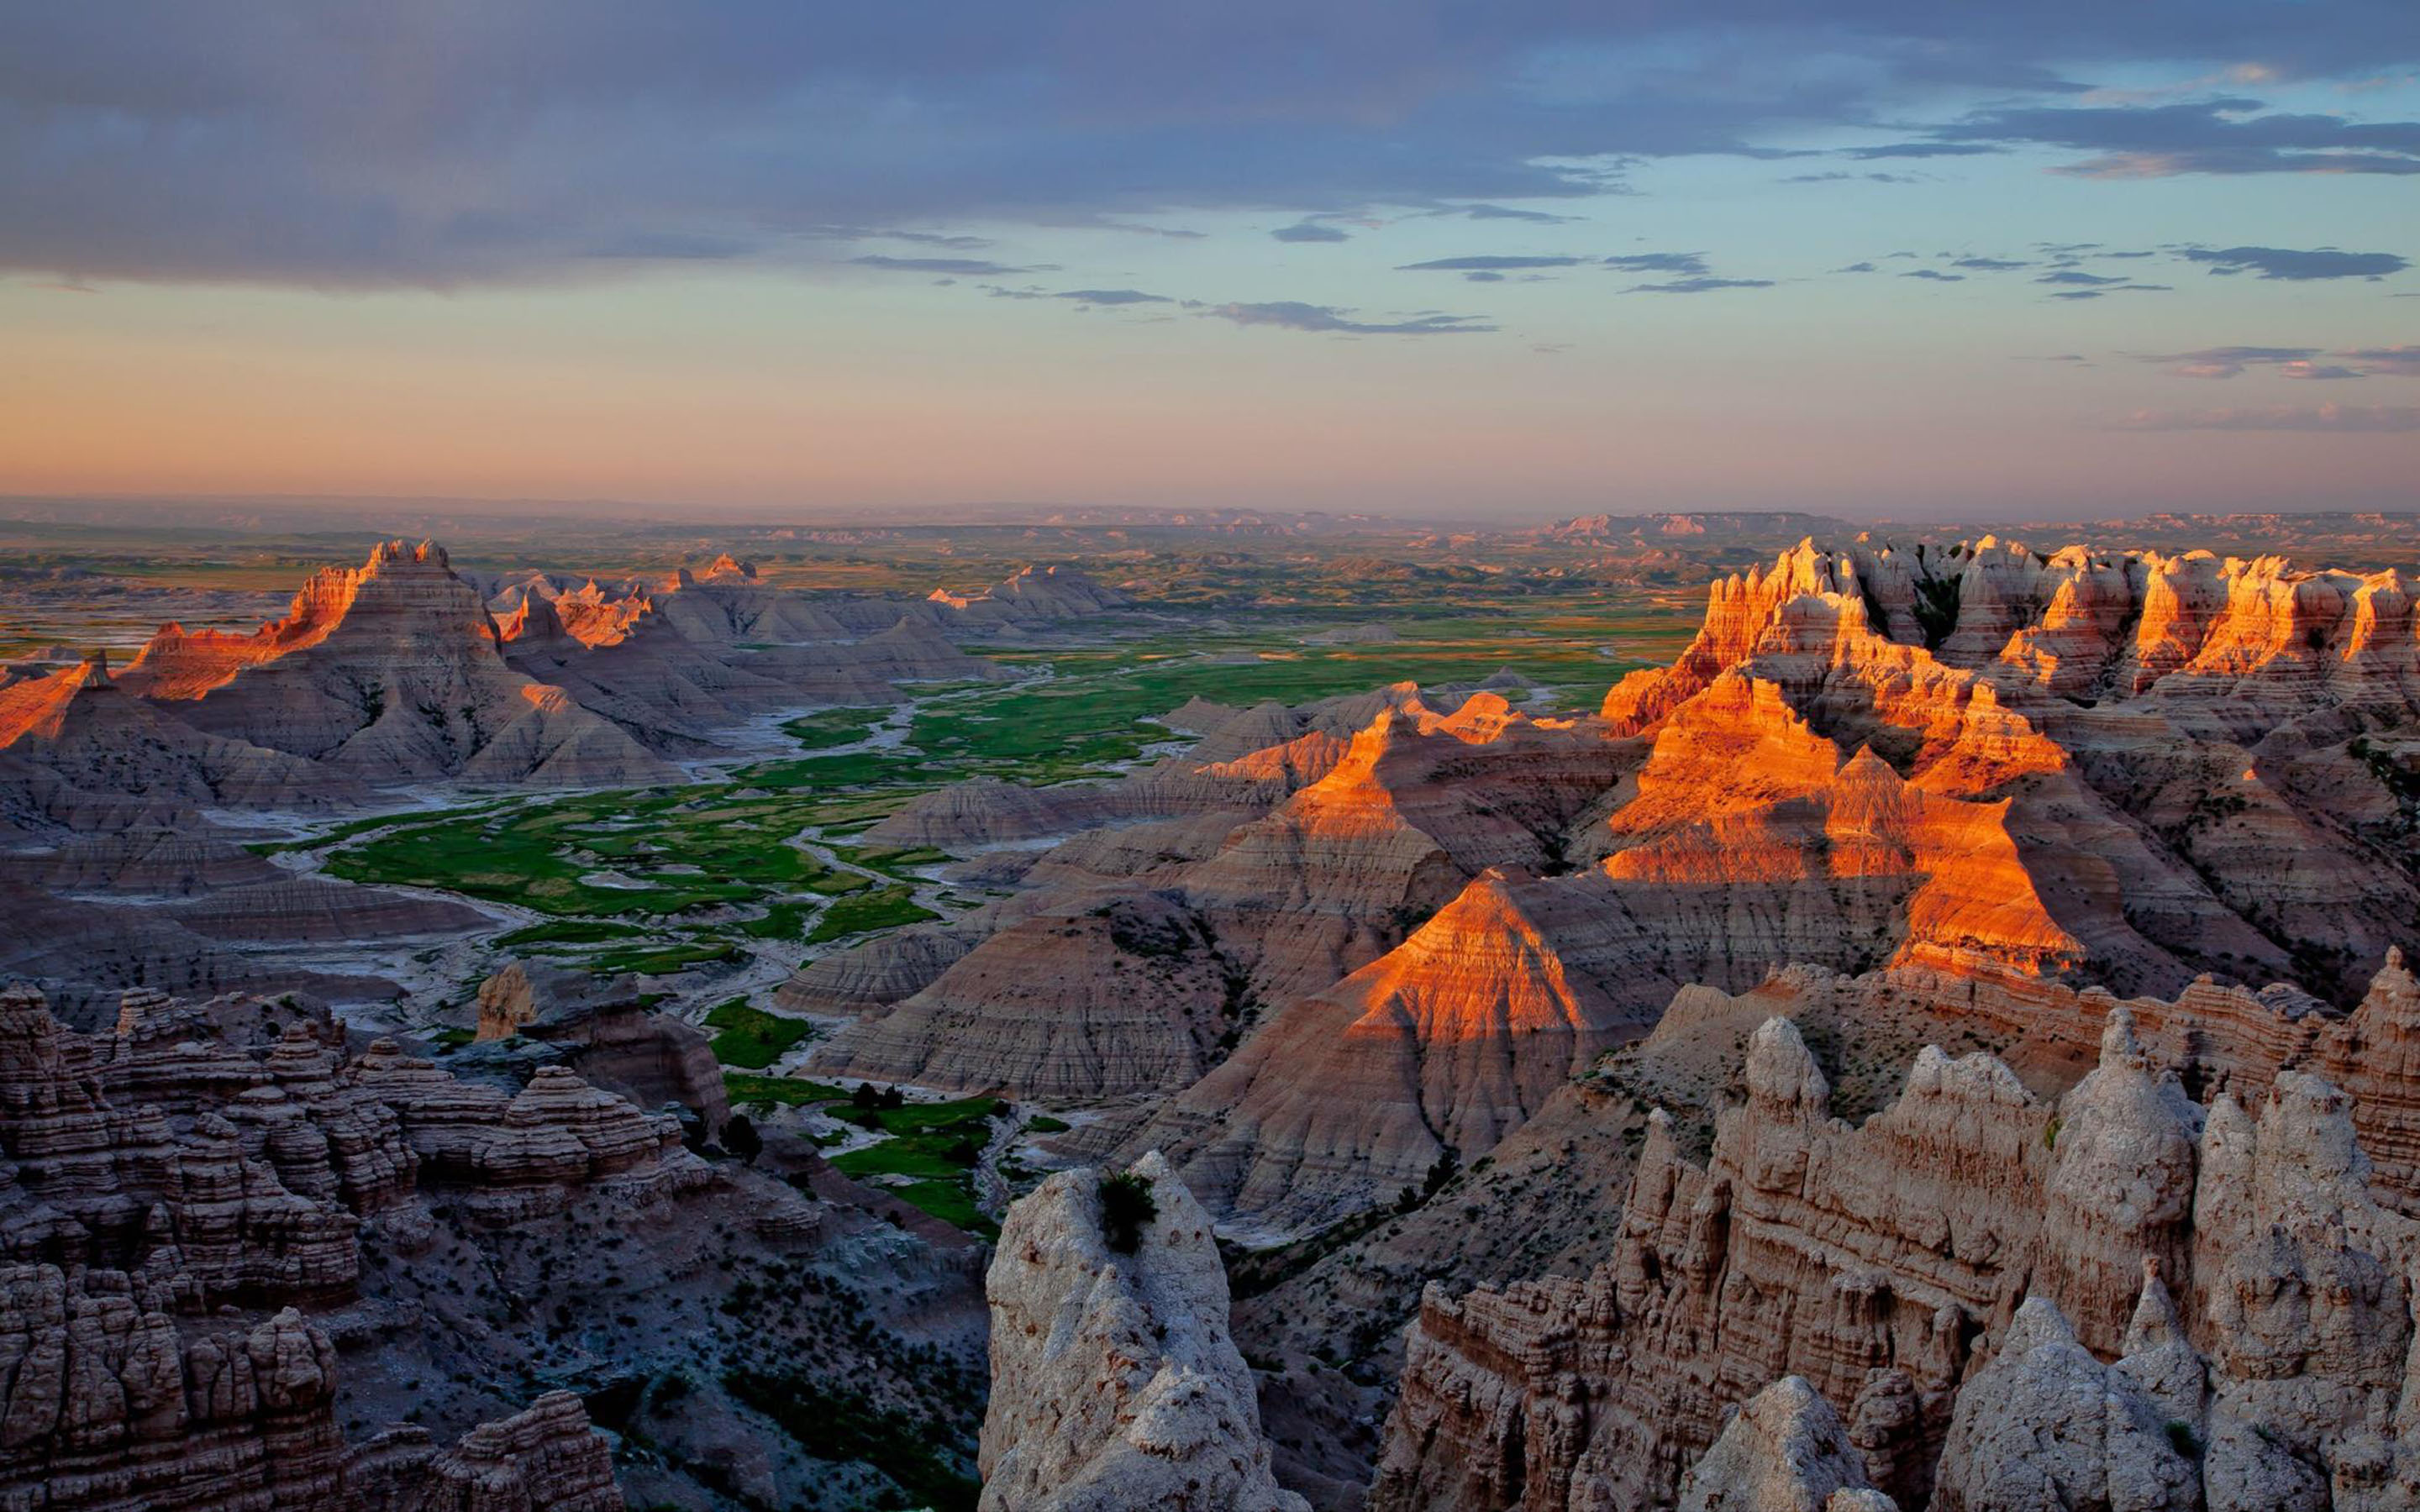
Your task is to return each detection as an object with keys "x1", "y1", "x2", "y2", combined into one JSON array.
[
  {"x1": 0, "y1": 982, "x2": 636, "y2": 1510},
  {"x1": 979, "y1": 1152, "x2": 1307, "y2": 1512},
  {"x1": 469, "y1": 961, "x2": 729, "y2": 1131},
  {"x1": 1677, "y1": 1376, "x2": 1897, "y2": 1512},
  {"x1": 814, "y1": 692, "x2": 1623, "y2": 1100},
  {"x1": 1602, "y1": 538, "x2": 2420, "y2": 1001},
  {"x1": 116, "y1": 540, "x2": 677, "y2": 788},
  {"x1": 1128, "y1": 867, "x2": 1656, "y2": 1232},
  {"x1": 1370, "y1": 995, "x2": 2420, "y2": 1512}
]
